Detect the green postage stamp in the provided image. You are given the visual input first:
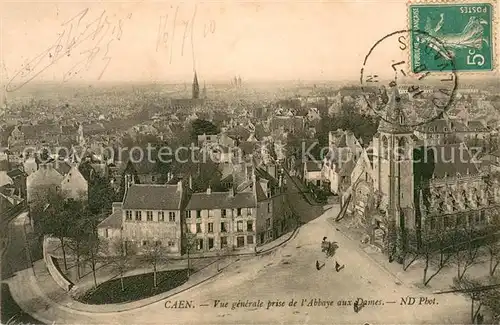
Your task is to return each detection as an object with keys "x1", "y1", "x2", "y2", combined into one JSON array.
[{"x1": 409, "y1": 2, "x2": 495, "y2": 72}]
